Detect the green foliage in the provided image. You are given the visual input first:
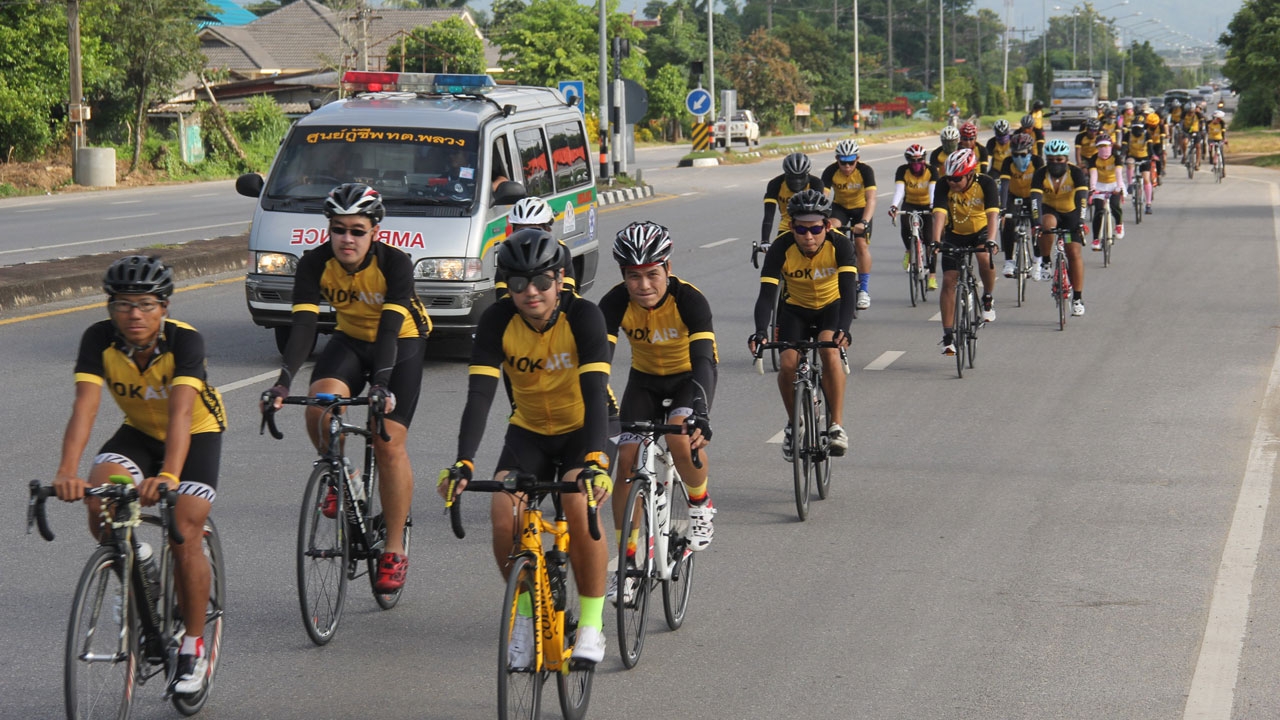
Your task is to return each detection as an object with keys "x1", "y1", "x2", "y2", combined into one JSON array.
[
  {"x1": 1221, "y1": 0, "x2": 1280, "y2": 128},
  {"x1": 985, "y1": 84, "x2": 1007, "y2": 116},
  {"x1": 385, "y1": 16, "x2": 486, "y2": 74},
  {"x1": 0, "y1": 83, "x2": 54, "y2": 161},
  {"x1": 722, "y1": 28, "x2": 809, "y2": 131},
  {"x1": 646, "y1": 64, "x2": 687, "y2": 140},
  {"x1": 228, "y1": 95, "x2": 290, "y2": 145}
]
